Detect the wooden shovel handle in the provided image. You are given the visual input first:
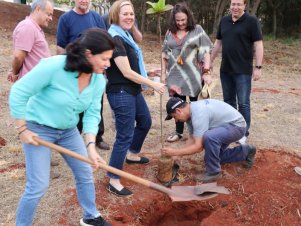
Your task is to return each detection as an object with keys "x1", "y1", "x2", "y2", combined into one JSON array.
[{"x1": 33, "y1": 137, "x2": 173, "y2": 195}]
